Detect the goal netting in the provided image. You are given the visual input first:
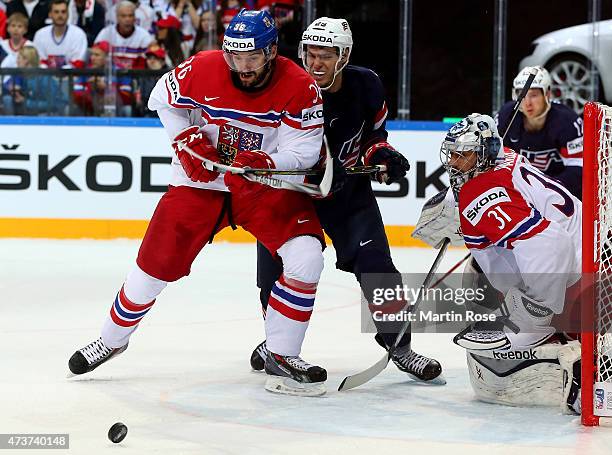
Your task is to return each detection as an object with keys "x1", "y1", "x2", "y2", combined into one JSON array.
[{"x1": 582, "y1": 101, "x2": 612, "y2": 426}]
